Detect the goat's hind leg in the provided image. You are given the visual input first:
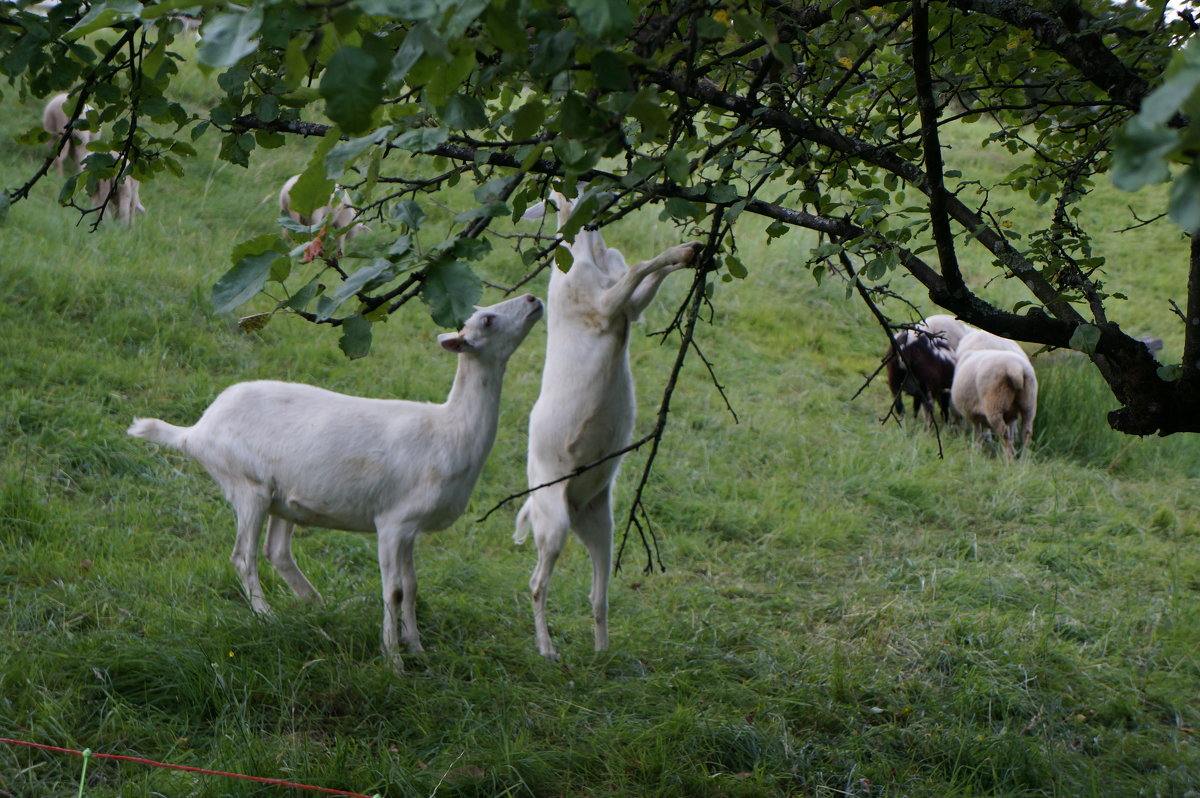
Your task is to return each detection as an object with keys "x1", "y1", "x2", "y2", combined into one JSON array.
[
  {"x1": 228, "y1": 487, "x2": 272, "y2": 615},
  {"x1": 573, "y1": 491, "x2": 614, "y2": 653},
  {"x1": 527, "y1": 494, "x2": 571, "y2": 659},
  {"x1": 263, "y1": 515, "x2": 322, "y2": 603}
]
